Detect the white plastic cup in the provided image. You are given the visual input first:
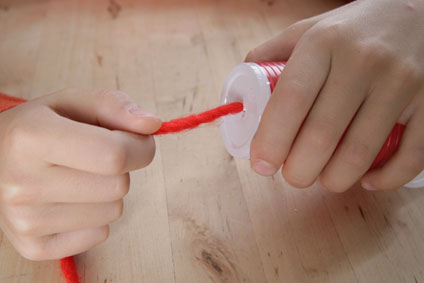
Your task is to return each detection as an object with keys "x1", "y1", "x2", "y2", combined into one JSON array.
[{"x1": 220, "y1": 62, "x2": 424, "y2": 189}]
